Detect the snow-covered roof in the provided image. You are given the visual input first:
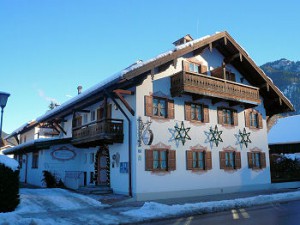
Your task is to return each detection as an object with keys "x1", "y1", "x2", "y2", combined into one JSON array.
[
  {"x1": 3, "y1": 137, "x2": 71, "y2": 155},
  {"x1": 268, "y1": 115, "x2": 300, "y2": 145},
  {"x1": 0, "y1": 155, "x2": 19, "y2": 171}
]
